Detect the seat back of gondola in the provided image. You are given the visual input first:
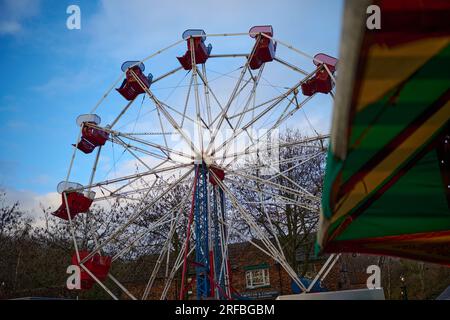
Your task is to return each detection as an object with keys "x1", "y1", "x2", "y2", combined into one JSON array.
[
  {"x1": 248, "y1": 25, "x2": 276, "y2": 70},
  {"x1": 249, "y1": 25, "x2": 273, "y2": 38},
  {"x1": 116, "y1": 61, "x2": 152, "y2": 100},
  {"x1": 74, "y1": 114, "x2": 109, "y2": 153},
  {"x1": 313, "y1": 53, "x2": 338, "y2": 72},
  {"x1": 177, "y1": 29, "x2": 212, "y2": 70},
  {"x1": 182, "y1": 29, "x2": 207, "y2": 41},
  {"x1": 120, "y1": 61, "x2": 145, "y2": 72}
]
